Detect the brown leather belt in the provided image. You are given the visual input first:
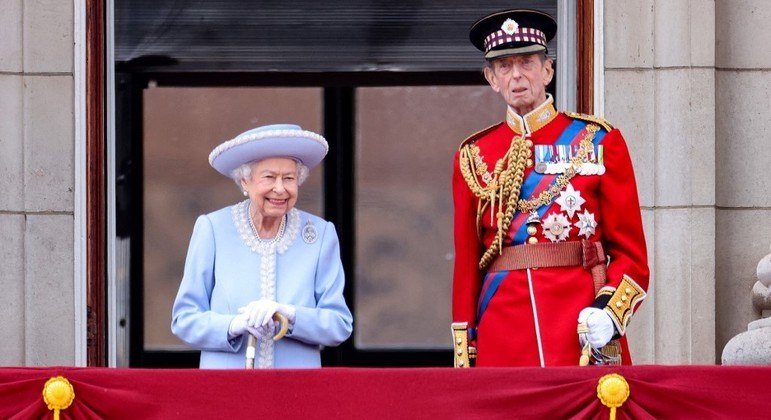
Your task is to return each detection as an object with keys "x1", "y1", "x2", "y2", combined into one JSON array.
[{"x1": 488, "y1": 240, "x2": 608, "y2": 292}]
